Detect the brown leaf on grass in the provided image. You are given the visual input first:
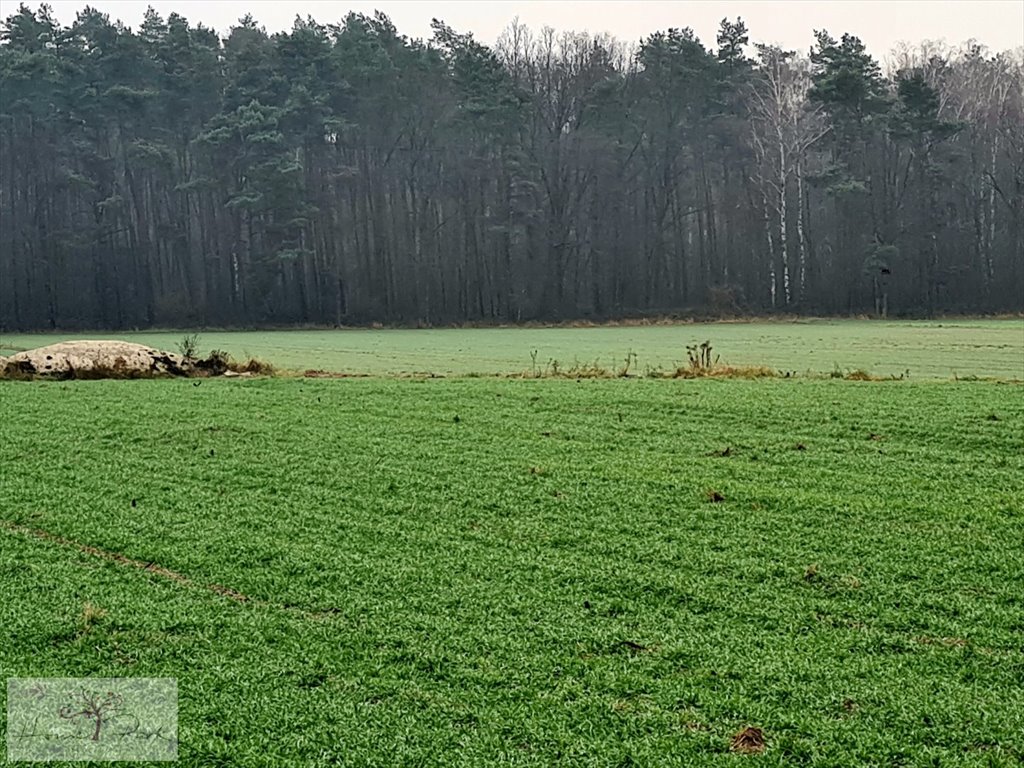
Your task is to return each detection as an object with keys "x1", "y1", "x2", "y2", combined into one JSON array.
[{"x1": 730, "y1": 726, "x2": 766, "y2": 754}]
